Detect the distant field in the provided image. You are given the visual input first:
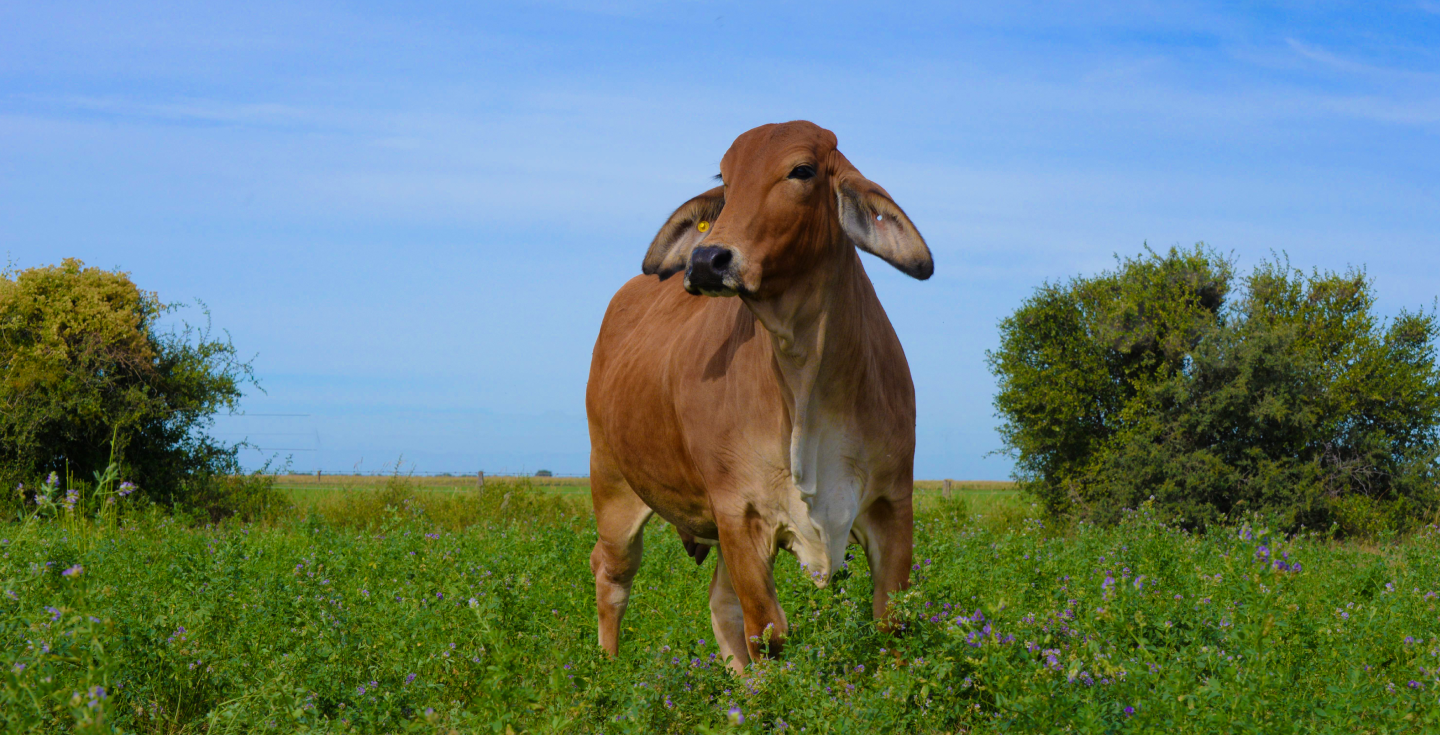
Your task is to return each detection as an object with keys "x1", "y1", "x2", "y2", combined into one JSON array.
[
  {"x1": 274, "y1": 473, "x2": 591, "y2": 491},
  {"x1": 274, "y1": 474, "x2": 1020, "y2": 511},
  {"x1": 274, "y1": 474, "x2": 593, "y2": 505}
]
